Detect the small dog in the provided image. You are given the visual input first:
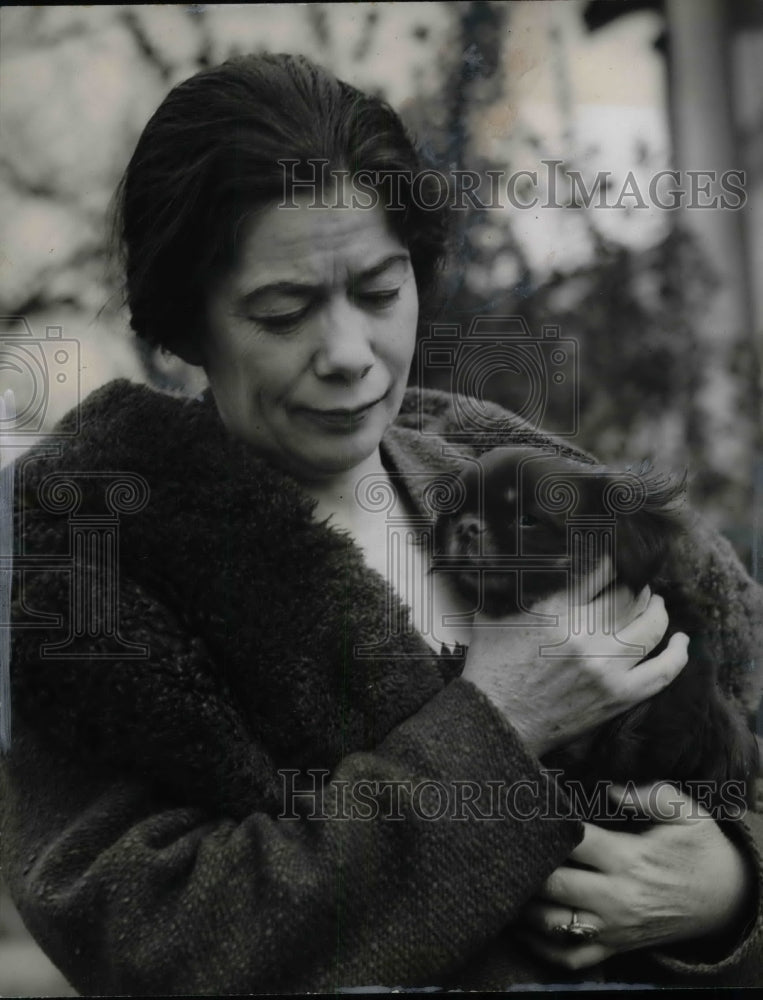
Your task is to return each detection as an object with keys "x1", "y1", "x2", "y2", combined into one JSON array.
[{"x1": 433, "y1": 445, "x2": 759, "y2": 815}]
